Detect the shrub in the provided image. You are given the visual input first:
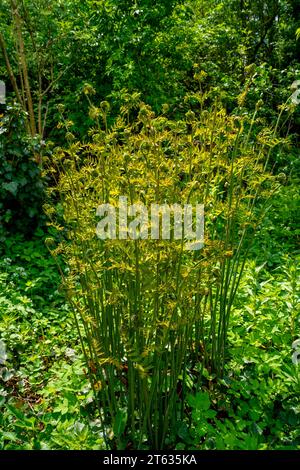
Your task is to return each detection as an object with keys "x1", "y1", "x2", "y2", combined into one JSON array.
[
  {"x1": 0, "y1": 102, "x2": 45, "y2": 240},
  {"x1": 47, "y1": 96, "x2": 285, "y2": 449}
]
